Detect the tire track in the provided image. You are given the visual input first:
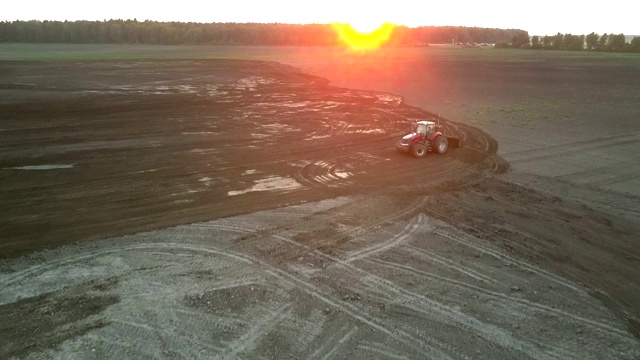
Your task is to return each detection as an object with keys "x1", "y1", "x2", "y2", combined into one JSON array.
[
  {"x1": 402, "y1": 244, "x2": 500, "y2": 285},
  {"x1": 286, "y1": 309, "x2": 327, "y2": 354},
  {"x1": 341, "y1": 210, "x2": 427, "y2": 263},
  {"x1": 0, "y1": 242, "x2": 252, "y2": 289},
  {"x1": 273, "y1": 215, "x2": 635, "y2": 349},
  {"x1": 1, "y1": 196, "x2": 359, "y2": 288},
  {"x1": 425, "y1": 194, "x2": 636, "y2": 310},
  {"x1": 367, "y1": 257, "x2": 629, "y2": 336},
  {"x1": 290, "y1": 110, "x2": 501, "y2": 194},
  {"x1": 273, "y1": 236, "x2": 572, "y2": 358},
  {"x1": 269, "y1": 196, "x2": 429, "y2": 256},
  {"x1": 220, "y1": 304, "x2": 293, "y2": 360},
  {"x1": 438, "y1": 225, "x2": 586, "y2": 291},
  {"x1": 0, "y1": 241, "x2": 456, "y2": 358},
  {"x1": 419, "y1": 202, "x2": 584, "y2": 292},
  {"x1": 587, "y1": 169, "x2": 640, "y2": 187},
  {"x1": 556, "y1": 159, "x2": 637, "y2": 183},
  {"x1": 260, "y1": 269, "x2": 455, "y2": 359},
  {"x1": 2, "y1": 70, "x2": 506, "y2": 260},
  {"x1": 108, "y1": 318, "x2": 225, "y2": 354},
  {"x1": 190, "y1": 223, "x2": 260, "y2": 234},
  {"x1": 448, "y1": 192, "x2": 637, "y2": 258},
  {"x1": 3, "y1": 223, "x2": 636, "y2": 358},
  {"x1": 391, "y1": 296, "x2": 568, "y2": 360},
  {"x1": 503, "y1": 133, "x2": 639, "y2": 164},
  {"x1": 358, "y1": 341, "x2": 413, "y2": 360},
  {"x1": 295, "y1": 160, "x2": 355, "y2": 188},
  {"x1": 307, "y1": 324, "x2": 358, "y2": 360},
  {"x1": 85, "y1": 333, "x2": 159, "y2": 358},
  {"x1": 230, "y1": 195, "x2": 421, "y2": 255}
]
